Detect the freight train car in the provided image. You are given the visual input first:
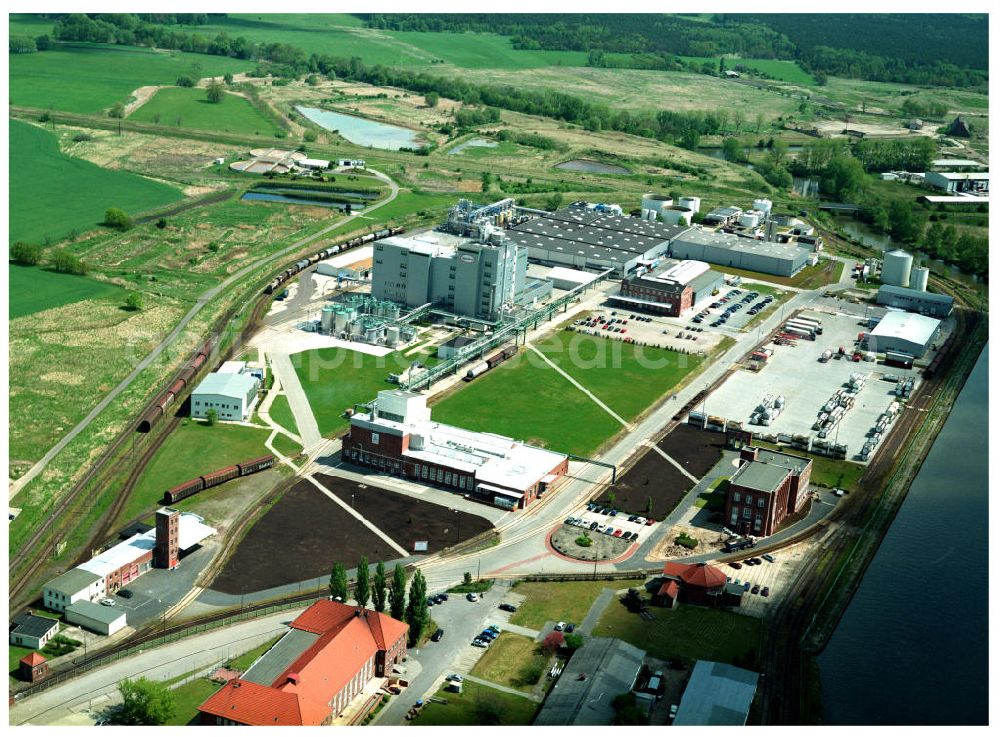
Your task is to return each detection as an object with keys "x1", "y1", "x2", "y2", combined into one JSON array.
[
  {"x1": 163, "y1": 454, "x2": 276, "y2": 503},
  {"x1": 202, "y1": 465, "x2": 240, "y2": 489},
  {"x1": 237, "y1": 455, "x2": 275, "y2": 475},
  {"x1": 164, "y1": 478, "x2": 206, "y2": 504}
]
